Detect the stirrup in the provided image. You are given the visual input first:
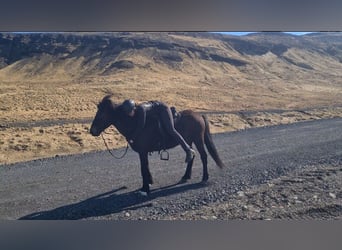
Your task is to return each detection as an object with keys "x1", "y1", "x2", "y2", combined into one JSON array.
[{"x1": 160, "y1": 150, "x2": 169, "y2": 161}]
